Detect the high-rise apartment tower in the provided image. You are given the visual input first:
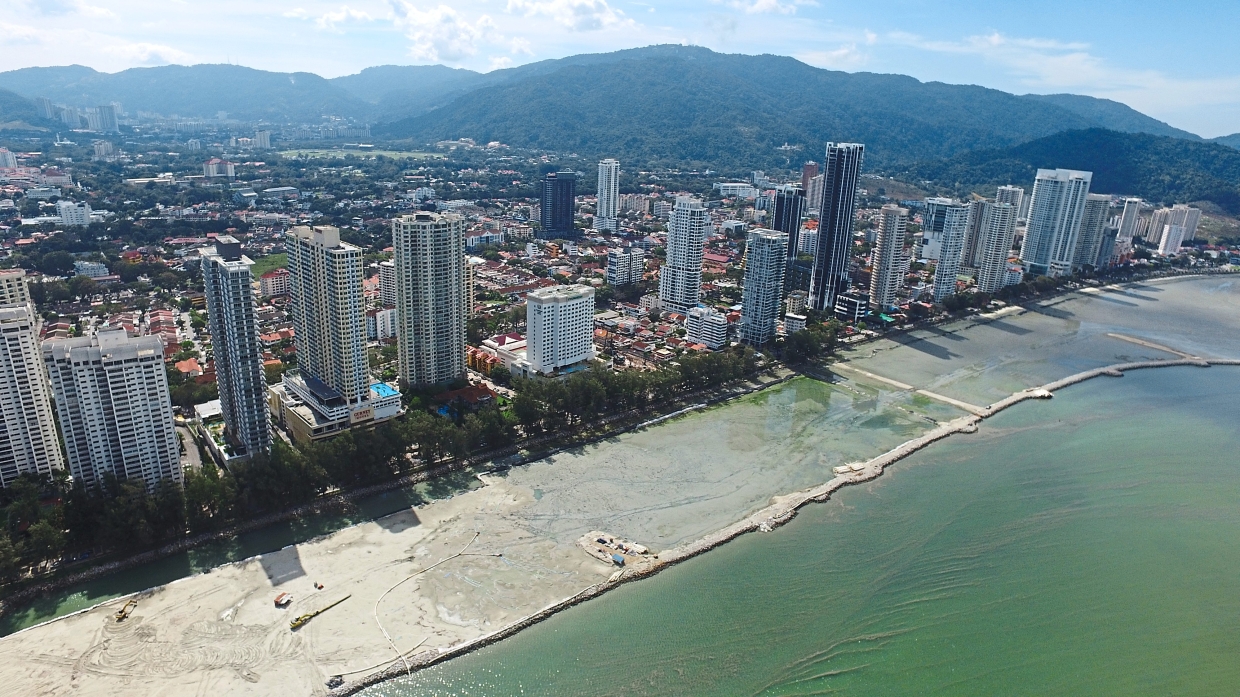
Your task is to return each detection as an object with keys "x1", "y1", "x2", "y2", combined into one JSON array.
[
  {"x1": 200, "y1": 237, "x2": 271, "y2": 459},
  {"x1": 287, "y1": 225, "x2": 368, "y2": 405},
  {"x1": 926, "y1": 199, "x2": 970, "y2": 302},
  {"x1": 809, "y1": 143, "x2": 865, "y2": 312},
  {"x1": 540, "y1": 171, "x2": 578, "y2": 239},
  {"x1": 0, "y1": 305, "x2": 64, "y2": 488},
  {"x1": 1020, "y1": 169, "x2": 1092, "y2": 276},
  {"x1": 658, "y1": 197, "x2": 709, "y2": 314},
  {"x1": 43, "y1": 330, "x2": 180, "y2": 491},
  {"x1": 869, "y1": 204, "x2": 908, "y2": 311},
  {"x1": 975, "y1": 203, "x2": 1018, "y2": 294},
  {"x1": 594, "y1": 159, "x2": 619, "y2": 232},
  {"x1": 392, "y1": 212, "x2": 466, "y2": 387},
  {"x1": 740, "y1": 229, "x2": 788, "y2": 345}
]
